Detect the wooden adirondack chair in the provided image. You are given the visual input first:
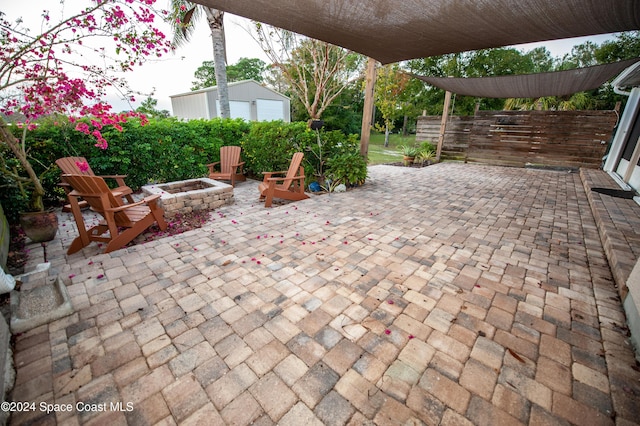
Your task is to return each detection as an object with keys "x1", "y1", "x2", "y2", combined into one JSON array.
[
  {"x1": 56, "y1": 156, "x2": 135, "y2": 205},
  {"x1": 207, "y1": 146, "x2": 246, "y2": 186},
  {"x1": 258, "y1": 152, "x2": 309, "y2": 207},
  {"x1": 63, "y1": 174, "x2": 167, "y2": 254}
]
